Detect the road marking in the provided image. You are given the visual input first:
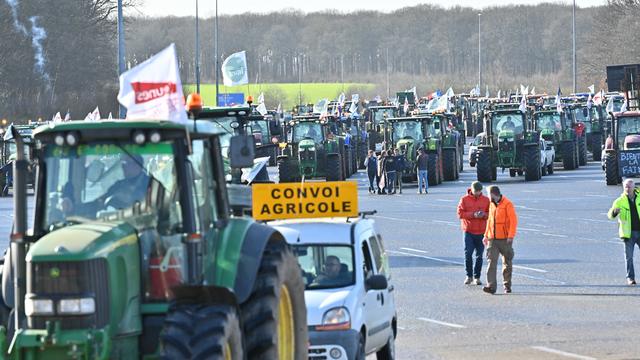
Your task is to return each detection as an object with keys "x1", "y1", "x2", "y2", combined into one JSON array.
[
  {"x1": 519, "y1": 227, "x2": 542, "y2": 232},
  {"x1": 397, "y1": 326, "x2": 406, "y2": 330},
  {"x1": 541, "y1": 233, "x2": 569, "y2": 238},
  {"x1": 531, "y1": 346, "x2": 596, "y2": 360},
  {"x1": 388, "y1": 250, "x2": 463, "y2": 266},
  {"x1": 435, "y1": 199, "x2": 455, "y2": 202},
  {"x1": 512, "y1": 265, "x2": 548, "y2": 273},
  {"x1": 418, "y1": 317, "x2": 466, "y2": 329},
  {"x1": 400, "y1": 247, "x2": 428, "y2": 253},
  {"x1": 514, "y1": 272, "x2": 566, "y2": 285},
  {"x1": 432, "y1": 220, "x2": 456, "y2": 225}
]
